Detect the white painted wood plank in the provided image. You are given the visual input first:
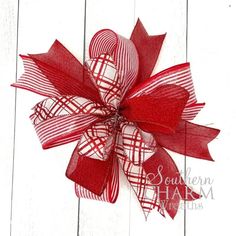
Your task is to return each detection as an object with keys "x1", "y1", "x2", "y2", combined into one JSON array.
[
  {"x1": 78, "y1": 0, "x2": 135, "y2": 235},
  {"x1": 11, "y1": 1, "x2": 85, "y2": 235},
  {"x1": 129, "y1": 1, "x2": 187, "y2": 235},
  {"x1": 187, "y1": 0, "x2": 236, "y2": 235},
  {"x1": 0, "y1": 0, "x2": 18, "y2": 235}
]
